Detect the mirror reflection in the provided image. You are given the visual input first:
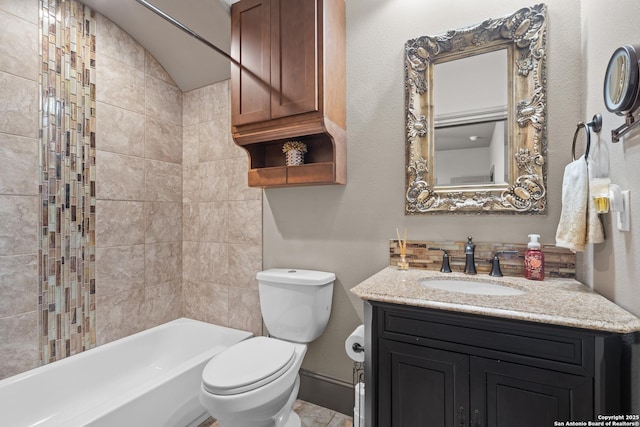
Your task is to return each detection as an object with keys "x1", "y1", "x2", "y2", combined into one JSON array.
[
  {"x1": 433, "y1": 50, "x2": 508, "y2": 186},
  {"x1": 405, "y1": 4, "x2": 547, "y2": 214}
]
